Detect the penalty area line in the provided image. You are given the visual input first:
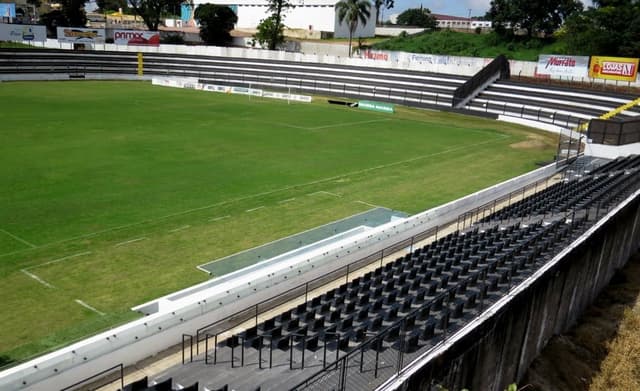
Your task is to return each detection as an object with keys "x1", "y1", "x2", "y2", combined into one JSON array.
[
  {"x1": 246, "y1": 206, "x2": 265, "y2": 213},
  {"x1": 75, "y1": 299, "x2": 105, "y2": 316},
  {"x1": 21, "y1": 269, "x2": 55, "y2": 289}
]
